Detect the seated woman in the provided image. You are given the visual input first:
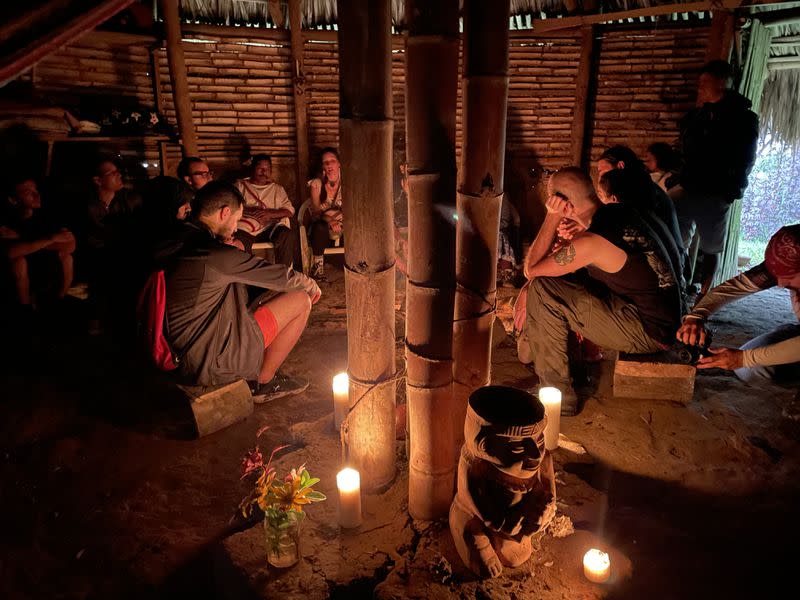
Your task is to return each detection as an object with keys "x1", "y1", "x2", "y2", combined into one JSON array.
[
  {"x1": 308, "y1": 147, "x2": 342, "y2": 281},
  {"x1": 1, "y1": 175, "x2": 75, "y2": 310},
  {"x1": 644, "y1": 142, "x2": 681, "y2": 197}
]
